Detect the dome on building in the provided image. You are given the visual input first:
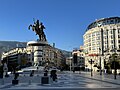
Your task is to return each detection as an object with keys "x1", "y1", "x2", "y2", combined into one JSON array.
[{"x1": 86, "y1": 17, "x2": 120, "y2": 31}]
